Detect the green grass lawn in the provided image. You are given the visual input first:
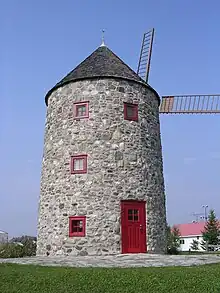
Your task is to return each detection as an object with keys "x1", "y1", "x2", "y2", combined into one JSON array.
[{"x1": 1, "y1": 263, "x2": 220, "y2": 293}]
